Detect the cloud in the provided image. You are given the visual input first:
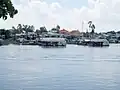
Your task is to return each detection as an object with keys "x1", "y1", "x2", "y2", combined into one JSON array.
[{"x1": 0, "y1": 0, "x2": 120, "y2": 32}]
